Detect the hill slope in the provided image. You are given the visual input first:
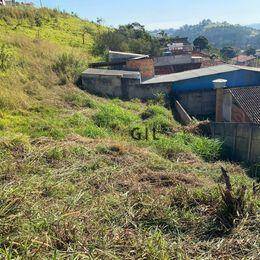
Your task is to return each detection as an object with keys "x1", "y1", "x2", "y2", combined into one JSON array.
[
  {"x1": 0, "y1": 7, "x2": 259, "y2": 259},
  {"x1": 152, "y1": 19, "x2": 260, "y2": 49}
]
